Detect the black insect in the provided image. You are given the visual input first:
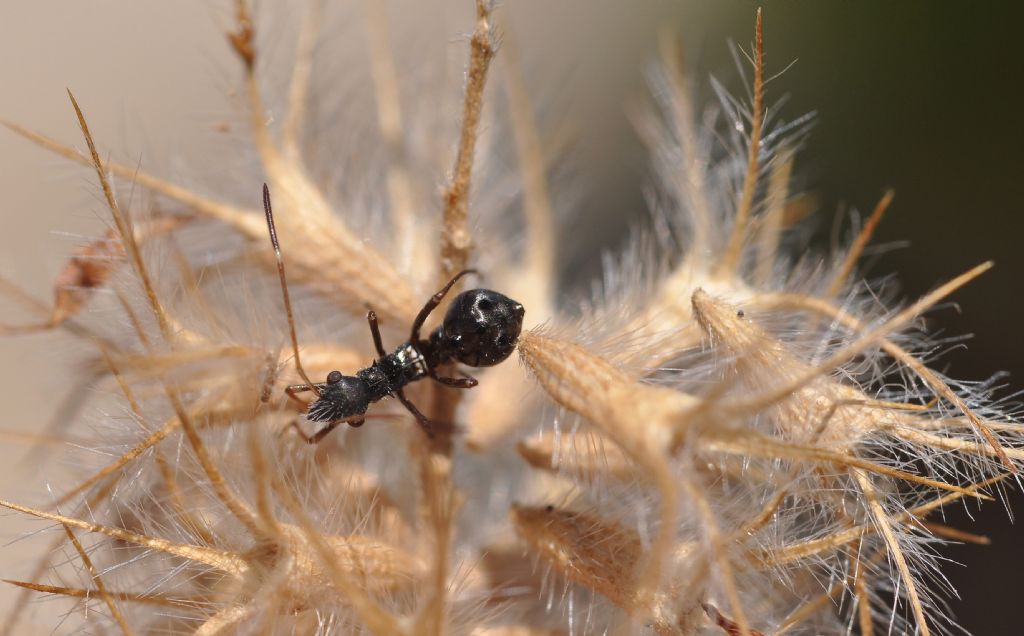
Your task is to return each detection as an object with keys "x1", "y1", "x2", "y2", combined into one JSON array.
[{"x1": 262, "y1": 184, "x2": 524, "y2": 442}]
